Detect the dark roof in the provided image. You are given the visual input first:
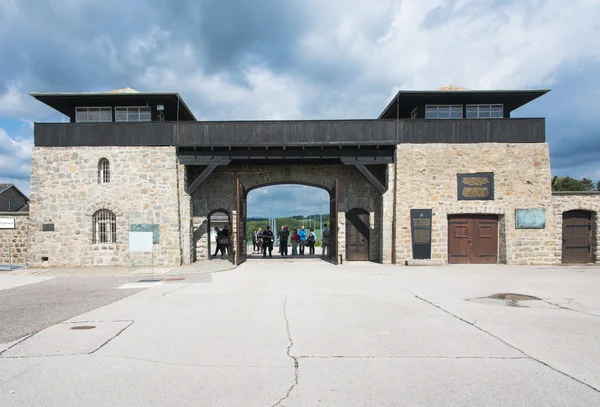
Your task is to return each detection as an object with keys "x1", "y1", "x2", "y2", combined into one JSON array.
[
  {"x1": 0, "y1": 184, "x2": 29, "y2": 201},
  {"x1": 378, "y1": 89, "x2": 550, "y2": 119},
  {"x1": 30, "y1": 90, "x2": 196, "y2": 121}
]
